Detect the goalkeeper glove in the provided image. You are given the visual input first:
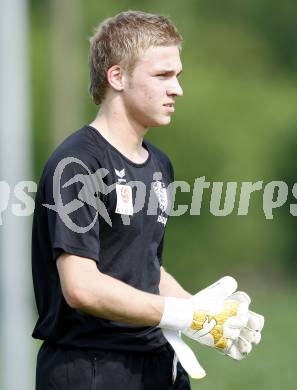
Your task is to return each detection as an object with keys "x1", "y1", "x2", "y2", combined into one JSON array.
[{"x1": 159, "y1": 276, "x2": 264, "y2": 379}]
